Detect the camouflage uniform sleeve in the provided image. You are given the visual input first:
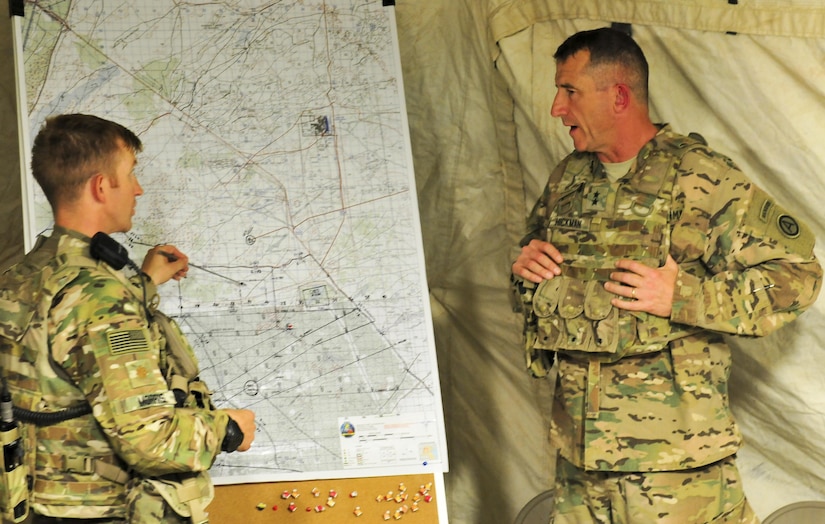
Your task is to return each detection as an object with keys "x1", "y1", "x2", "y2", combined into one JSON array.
[
  {"x1": 129, "y1": 272, "x2": 157, "y2": 307},
  {"x1": 670, "y1": 149, "x2": 823, "y2": 335},
  {"x1": 49, "y1": 269, "x2": 230, "y2": 475}
]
